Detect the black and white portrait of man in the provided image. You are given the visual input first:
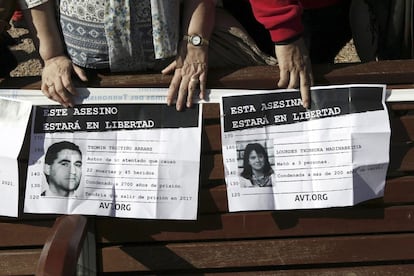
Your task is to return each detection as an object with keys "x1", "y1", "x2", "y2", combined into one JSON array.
[{"x1": 42, "y1": 141, "x2": 82, "y2": 197}]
